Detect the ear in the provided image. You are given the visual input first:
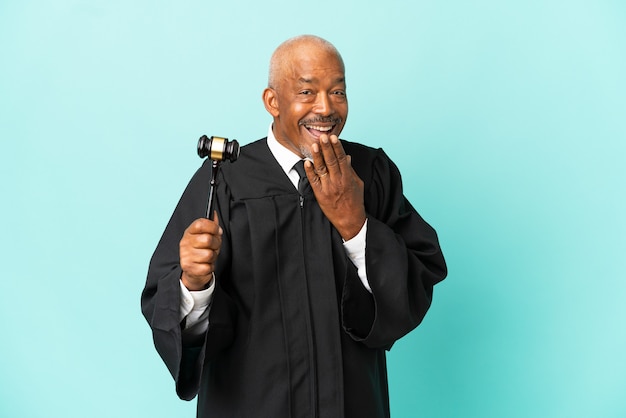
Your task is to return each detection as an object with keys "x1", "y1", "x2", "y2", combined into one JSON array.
[{"x1": 262, "y1": 88, "x2": 280, "y2": 117}]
